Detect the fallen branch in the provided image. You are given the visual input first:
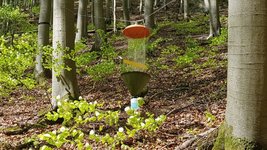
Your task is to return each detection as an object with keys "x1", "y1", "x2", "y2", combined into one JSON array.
[{"x1": 175, "y1": 127, "x2": 218, "y2": 150}]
